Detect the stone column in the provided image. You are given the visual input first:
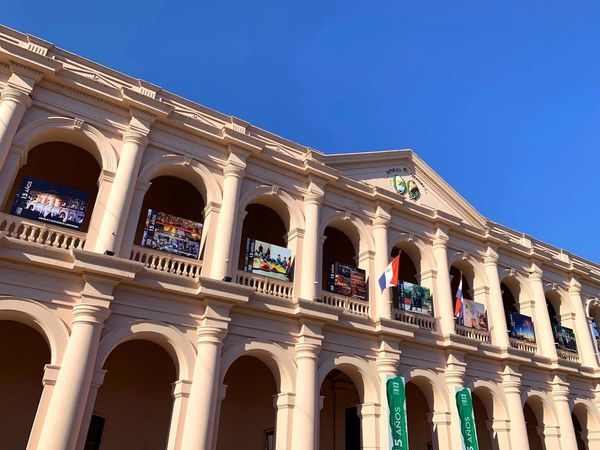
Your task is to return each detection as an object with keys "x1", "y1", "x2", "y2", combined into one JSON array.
[
  {"x1": 116, "y1": 179, "x2": 151, "y2": 258},
  {"x1": 568, "y1": 278, "x2": 599, "y2": 368},
  {"x1": 26, "y1": 364, "x2": 60, "y2": 450},
  {"x1": 501, "y1": 365, "x2": 530, "y2": 450},
  {"x1": 358, "y1": 402, "x2": 380, "y2": 450},
  {"x1": 586, "y1": 429, "x2": 600, "y2": 449},
  {"x1": 74, "y1": 369, "x2": 106, "y2": 450},
  {"x1": 375, "y1": 339, "x2": 400, "y2": 450},
  {"x1": 489, "y1": 418, "x2": 512, "y2": 450},
  {"x1": 210, "y1": 148, "x2": 248, "y2": 279},
  {"x1": 0, "y1": 149, "x2": 23, "y2": 209},
  {"x1": 541, "y1": 425, "x2": 562, "y2": 450},
  {"x1": 433, "y1": 227, "x2": 455, "y2": 337},
  {"x1": 528, "y1": 264, "x2": 558, "y2": 359},
  {"x1": 94, "y1": 118, "x2": 150, "y2": 255},
  {"x1": 0, "y1": 73, "x2": 36, "y2": 175},
  {"x1": 36, "y1": 279, "x2": 112, "y2": 450},
  {"x1": 166, "y1": 379, "x2": 192, "y2": 450},
  {"x1": 444, "y1": 353, "x2": 467, "y2": 449},
  {"x1": 180, "y1": 302, "x2": 230, "y2": 450},
  {"x1": 210, "y1": 384, "x2": 228, "y2": 450},
  {"x1": 550, "y1": 375, "x2": 577, "y2": 450},
  {"x1": 483, "y1": 247, "x2": 510, "y2": 349},
  {"x1": 291, "y1": 322, "x2": 322, "y2": 450},
  {"x1": 299, "y1": 181, "x2": 324, "y2": 301},
  {"x1": 429, "y1": 411, "x2": 453, "y2": 449},
  {"x1": 274, "y1": 392, "x2": 295, "y2": 450},
  {"x1": 373, "y1": 206, "x2": 392, "y2": 320}
]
